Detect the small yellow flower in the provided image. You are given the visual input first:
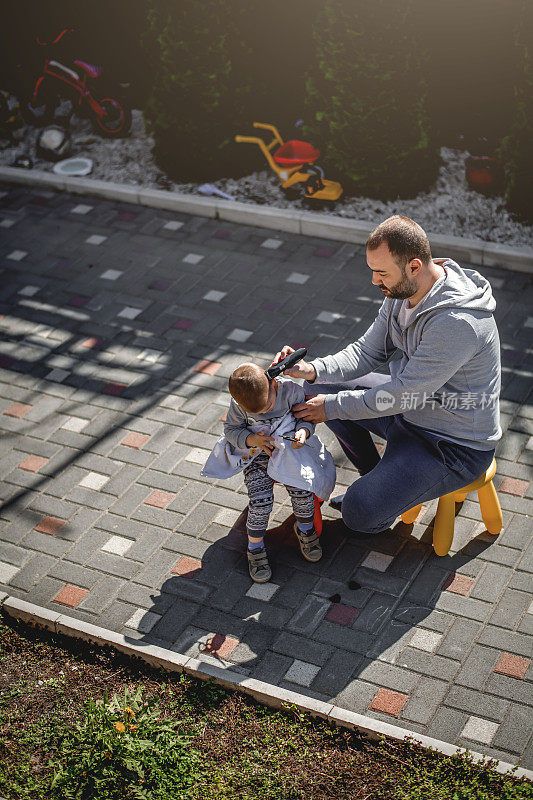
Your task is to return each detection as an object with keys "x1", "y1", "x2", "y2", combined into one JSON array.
[
  {"x1": 124, "y1": 706, "x2": 135, "y2": 717},
  {"x1": 114, "y1": 721, "x2": 126, "y2": 733},
  {"x1": 128, "y1": 724, "x2": 138, "y2": 731}
]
